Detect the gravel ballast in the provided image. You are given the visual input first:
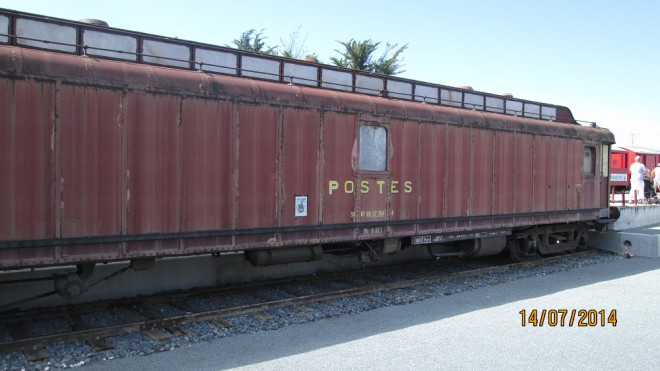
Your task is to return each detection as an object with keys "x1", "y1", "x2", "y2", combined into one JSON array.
[{"x1": 0, "y1": 251, "x2": 621, "y2": 370}]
